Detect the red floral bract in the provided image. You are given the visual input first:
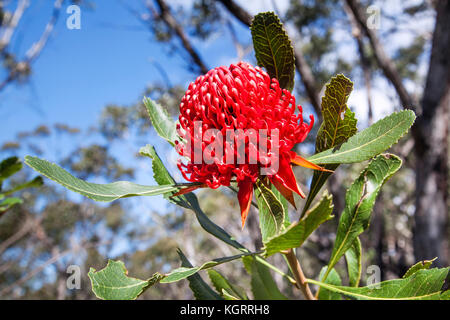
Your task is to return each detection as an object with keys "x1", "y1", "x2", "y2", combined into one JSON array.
[{"x1": 175, "y1": 62, "x2": 329, "y2": 227}]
